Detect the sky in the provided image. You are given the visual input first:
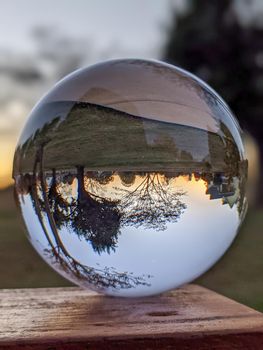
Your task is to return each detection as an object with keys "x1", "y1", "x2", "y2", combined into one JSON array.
[
  {"x1": 0, "y1": 0, "x2": 183, "y2": 54},
  {"x1": 0, "y1": 0, "x2": 185, "y2": 189}
]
